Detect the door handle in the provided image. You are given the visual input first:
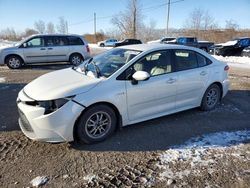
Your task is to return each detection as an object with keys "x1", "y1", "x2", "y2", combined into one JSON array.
[
  {"x1": 200, "y1": 71, "x2": 207, "y2": 76},
  {"x1": 40, "y1": 48, "x2": 46, "y2": 50},
  {"x1": 166, "y1": 78, "x2": 176, "y2": 84},
  {"x1": 48, "y1": 47, "x2": 53, "y2": 50}
]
